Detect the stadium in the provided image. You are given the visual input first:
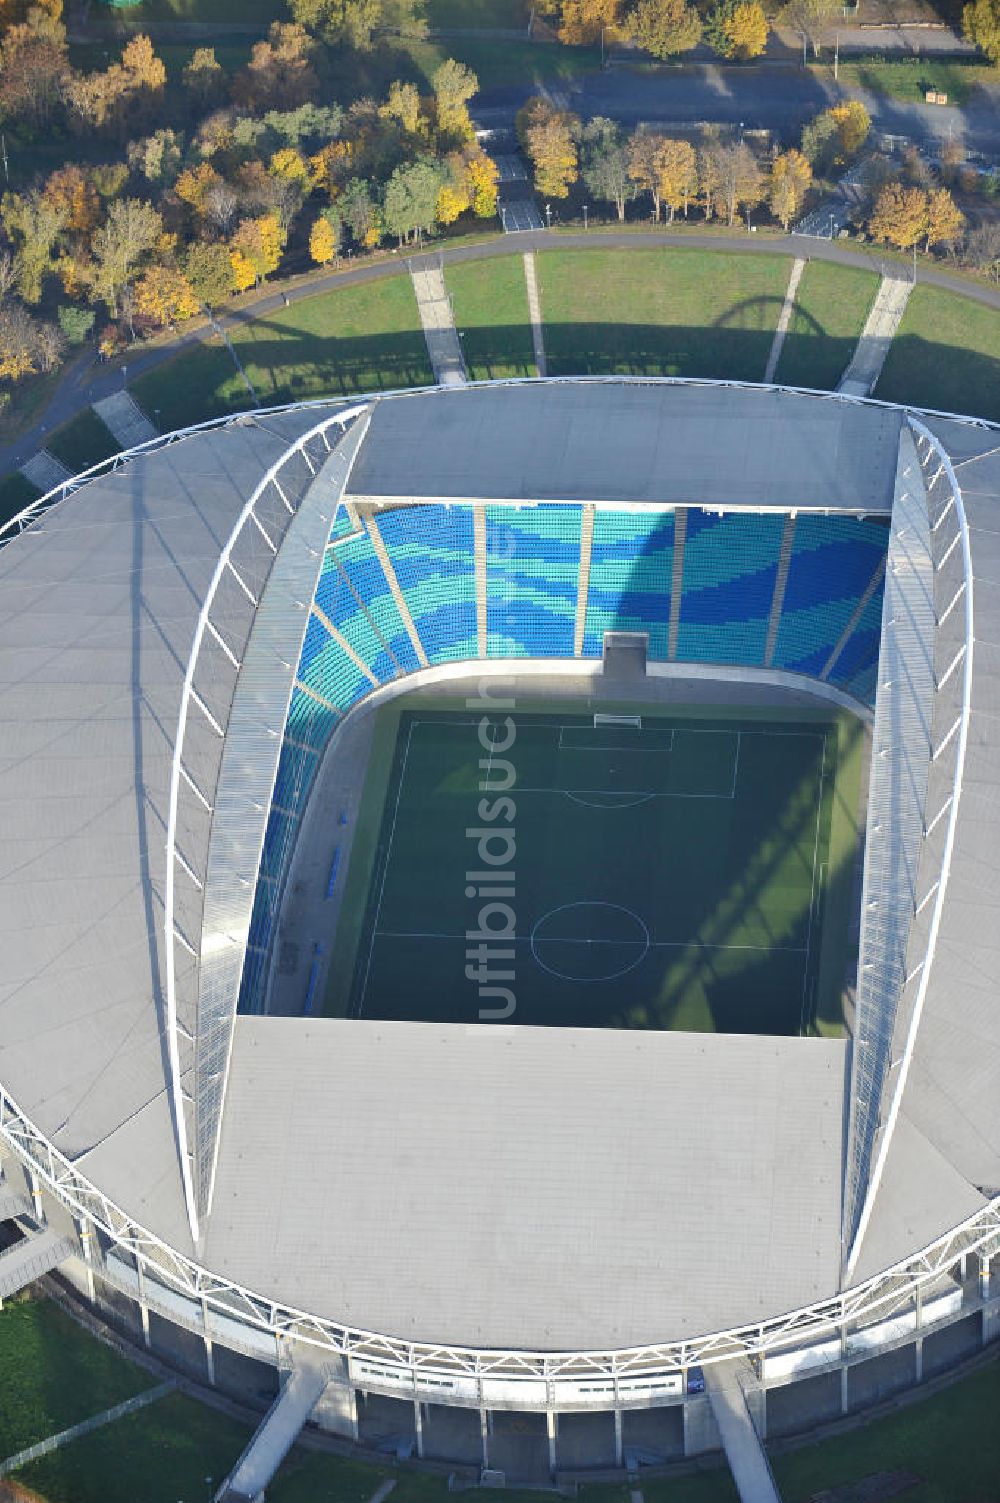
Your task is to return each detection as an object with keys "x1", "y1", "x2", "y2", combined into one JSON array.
[{"x1": 0, "y1": 376, "x2": 998, "y2": 1500}]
